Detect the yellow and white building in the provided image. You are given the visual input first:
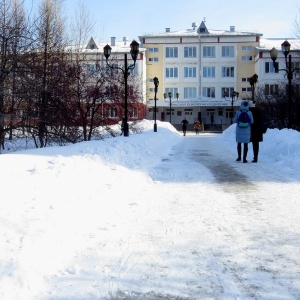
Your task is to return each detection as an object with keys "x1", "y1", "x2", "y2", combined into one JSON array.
[{"x1": 139, "y1": 21, "x2": 262, "y2": 127}]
